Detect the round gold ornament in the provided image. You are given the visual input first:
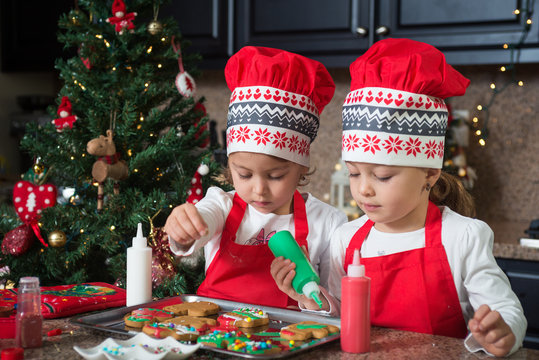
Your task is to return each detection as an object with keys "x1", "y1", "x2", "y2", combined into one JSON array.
[
  {"x1": 33, "y1": 157, "x2": 44, "y2": 174},
  {"x1": 147, "y1": 20, "x2": 163, "y2": 35},
  {"x1": 33, "y1": 163, "x2": 45, "y2": 174},
  {"x1": 48, "y1": 230, "x2": 67, "y2": 247}
]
